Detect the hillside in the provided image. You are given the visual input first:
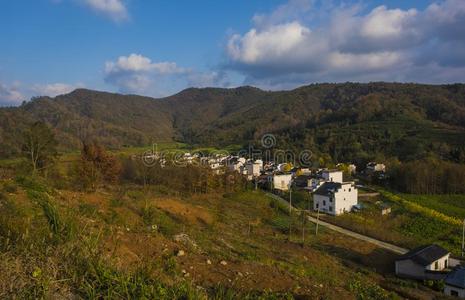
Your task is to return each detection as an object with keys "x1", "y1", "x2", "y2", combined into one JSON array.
[
  {"x1": 0, "y1": 176, "x2": 441, "y2": 299},
  {"x1": 1, "y1": 83, "x2": 465, "y2": 162}
]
